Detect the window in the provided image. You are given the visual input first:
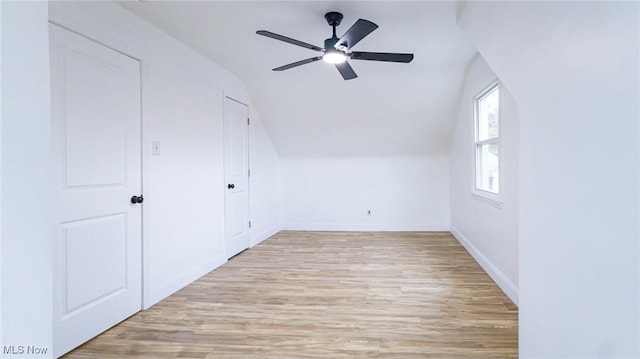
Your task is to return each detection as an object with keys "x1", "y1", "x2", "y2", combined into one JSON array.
[{"x1": 474, "y1": 83, "x2": 500, "y2": 198}]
